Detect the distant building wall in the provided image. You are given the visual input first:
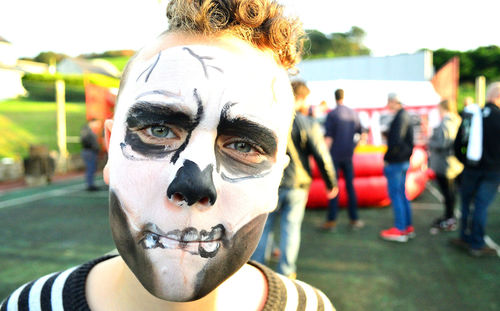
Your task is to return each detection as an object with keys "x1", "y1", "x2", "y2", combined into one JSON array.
[
  {"x1": 0, "y1": 68, "x2": 27, "y2": 99},
  {"x1": 57, "y1": 59, "x2": 84, "y2": 75},
  {"x1": 17, "y1": 60, "x2": 49, "y2": 74},
  {"x1": 0, "y1": 41, "x2": 18, "y2": 67},
  {"x1": 296, "y1": 50, "x2": 434, "y2": 82}
]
